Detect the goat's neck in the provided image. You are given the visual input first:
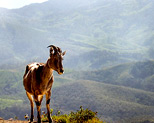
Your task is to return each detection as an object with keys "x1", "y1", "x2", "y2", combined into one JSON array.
[{"x1": 42, "y1": 59, "x2": 53, "y2": 81}]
